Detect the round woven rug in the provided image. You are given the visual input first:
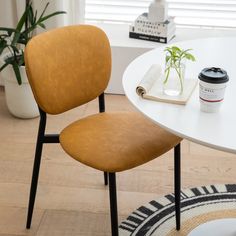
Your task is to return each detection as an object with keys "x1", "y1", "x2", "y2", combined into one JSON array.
[{"x1": 119, "y1": 184, "x2": 236, "y2": 236}]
